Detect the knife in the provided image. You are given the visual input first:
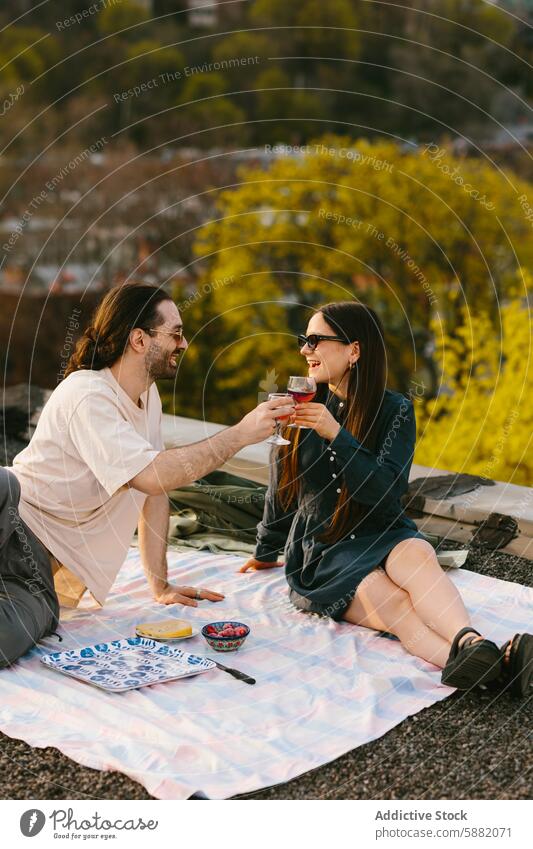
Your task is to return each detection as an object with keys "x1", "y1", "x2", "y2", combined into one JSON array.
[{"x1": 209, "y1": 658, "x2": 256, "y2": 685}]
